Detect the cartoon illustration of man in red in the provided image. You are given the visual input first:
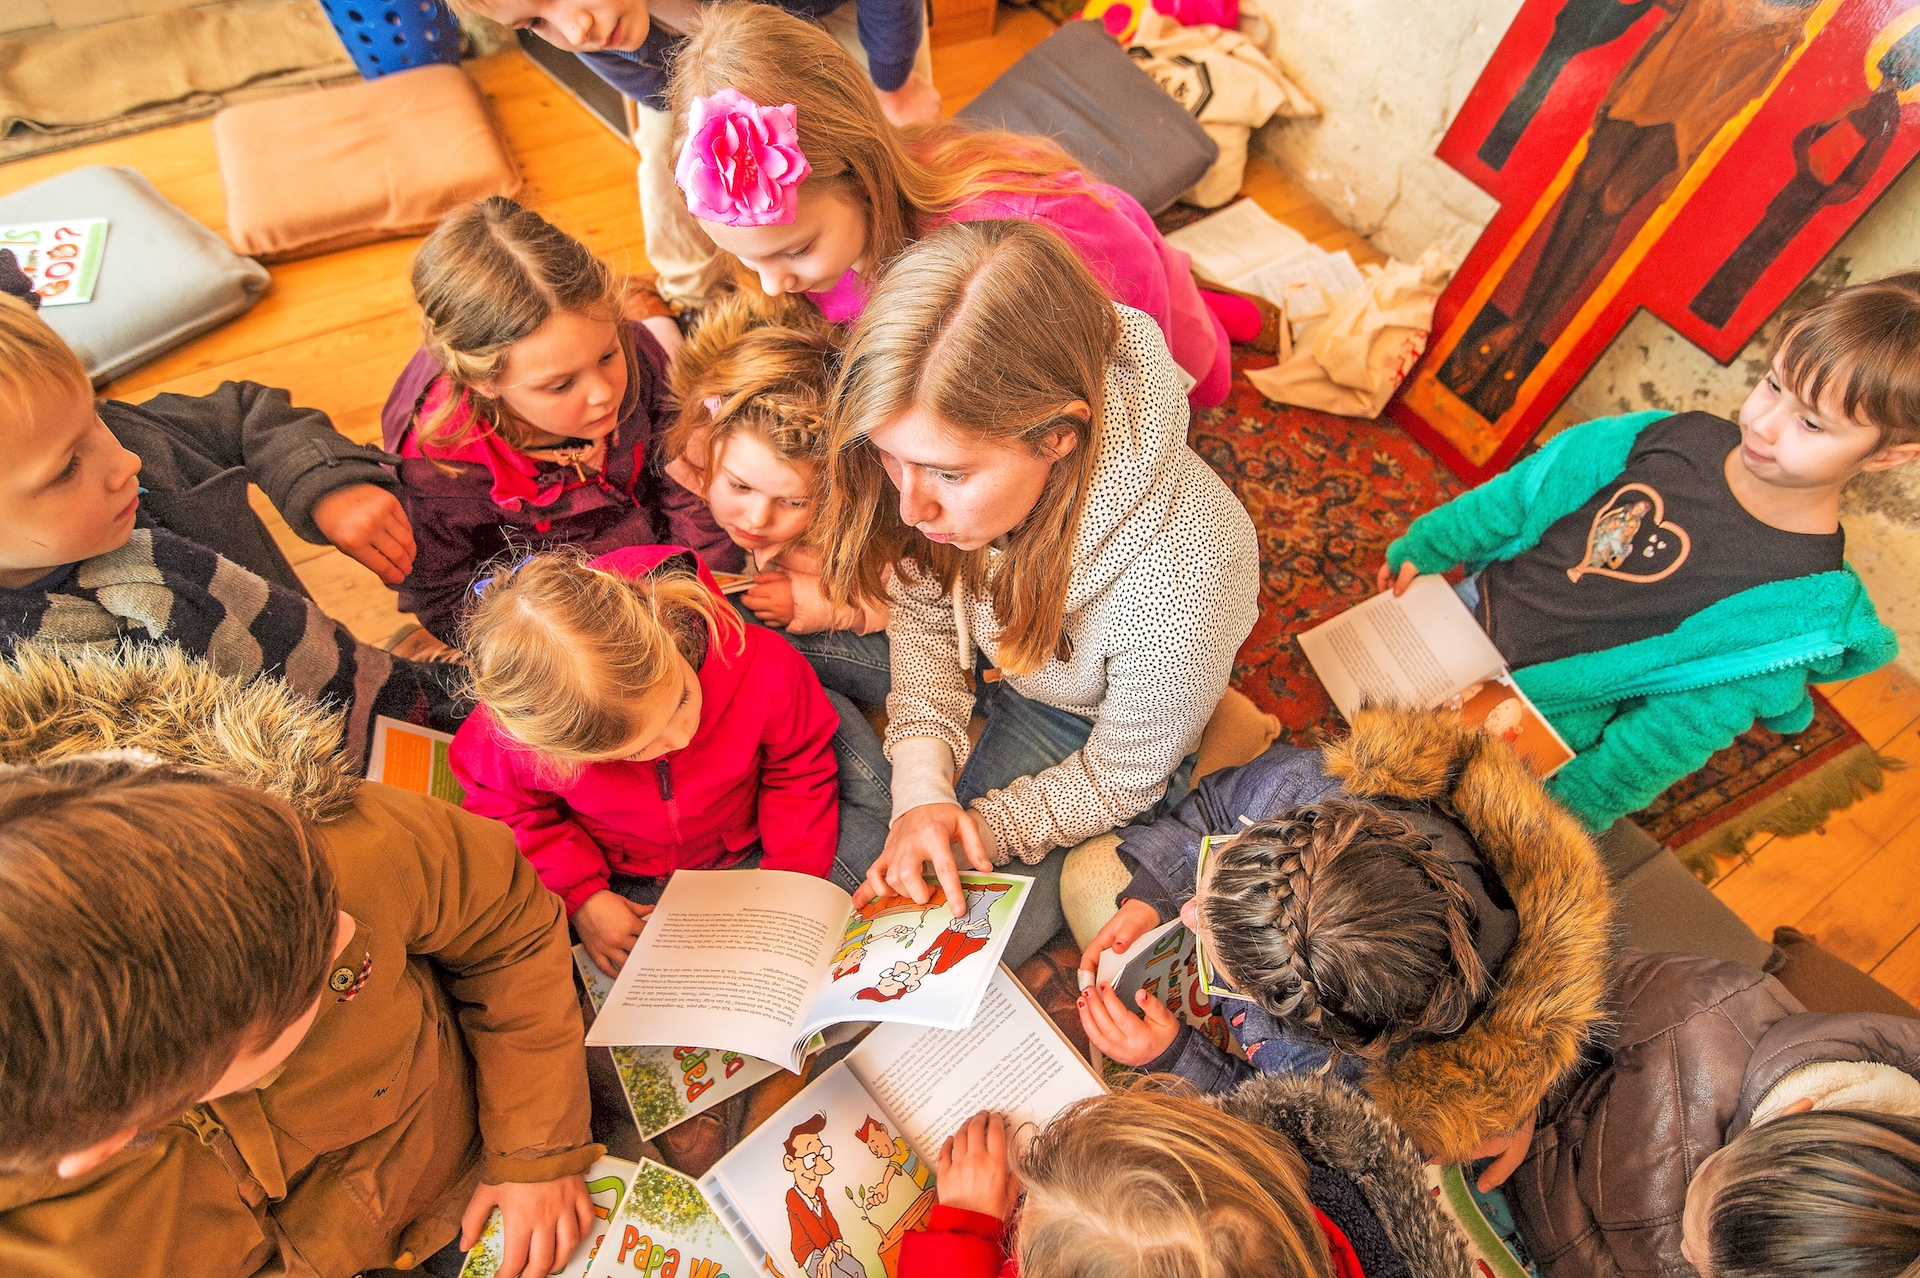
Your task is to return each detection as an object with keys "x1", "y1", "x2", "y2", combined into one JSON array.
[
  {"x1": 784, "y1": 1113, "x2": 867, "y2": 1278},
  {"x1": 854, "y1": 882, "x2": 1013, "y2": 1004}
]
